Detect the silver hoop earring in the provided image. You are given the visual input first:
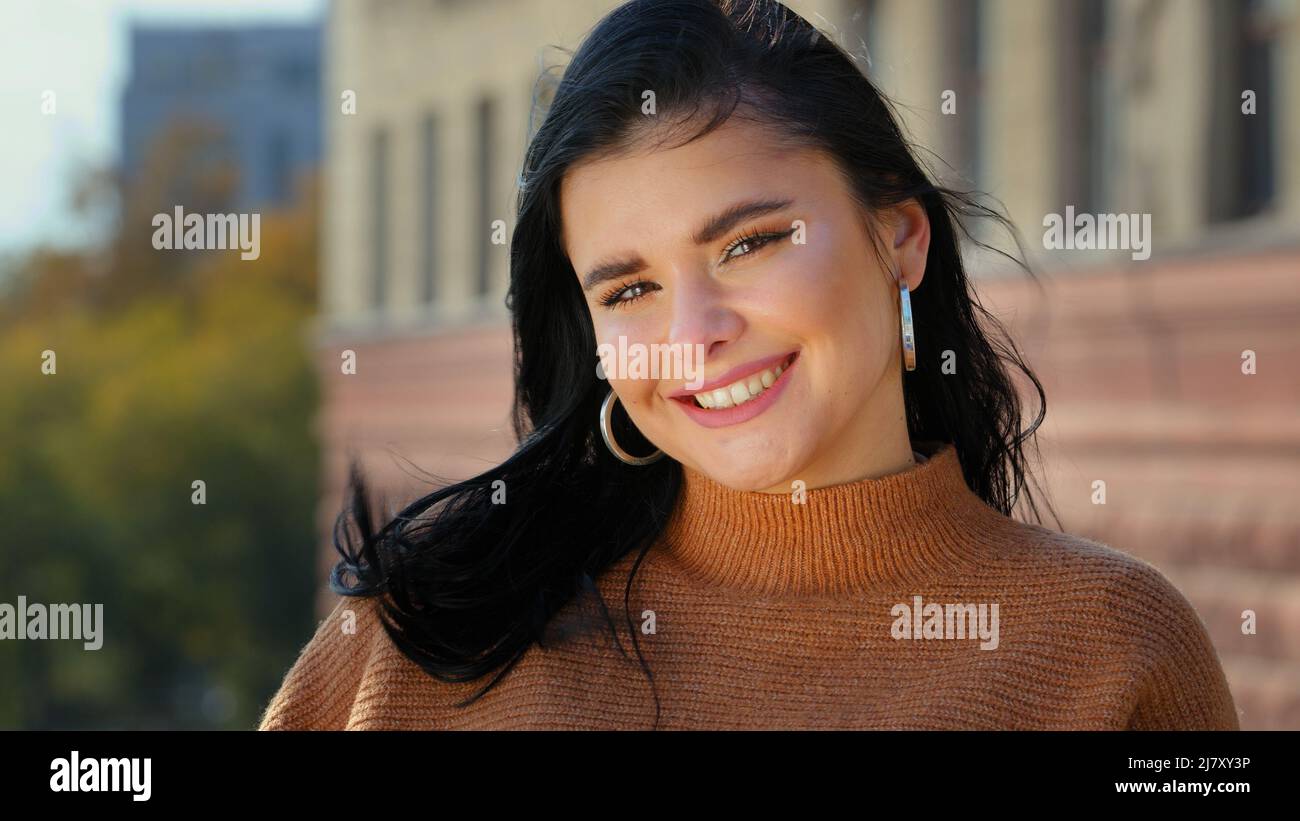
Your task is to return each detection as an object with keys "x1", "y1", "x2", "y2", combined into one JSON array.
[
  {"x1": 599, "y1": 388, "x2": 665, "y2": 466},
  {"x1": 899, "y1": 282, "x2": 917, "y2": 371}
]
